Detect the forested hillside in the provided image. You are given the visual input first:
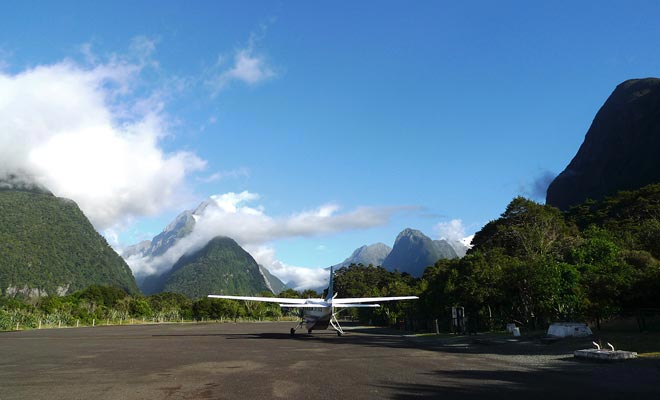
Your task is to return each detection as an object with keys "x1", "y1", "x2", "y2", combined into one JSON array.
[
  {"x1": 0, "y1": 189, "x2": 139, "y2": 296},
  {"x1": 141, "y1": 236, "x2": 272, "y2": 297}
]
